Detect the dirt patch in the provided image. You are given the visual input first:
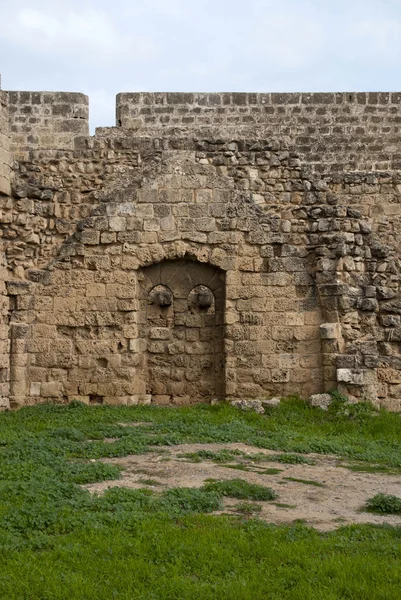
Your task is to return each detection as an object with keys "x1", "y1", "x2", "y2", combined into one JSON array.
[{"x1": 83, "y1": 443, "x2": 401, "y2": 531}]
